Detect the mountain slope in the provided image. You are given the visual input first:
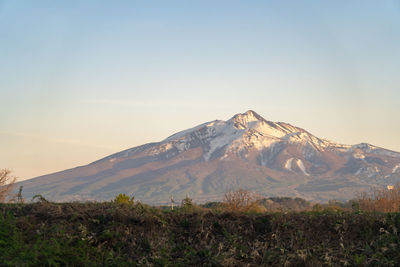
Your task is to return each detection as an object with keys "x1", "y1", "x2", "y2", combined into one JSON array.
[{"x1": 19, "y1": 110, "x2": 400, "y2": 204}]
